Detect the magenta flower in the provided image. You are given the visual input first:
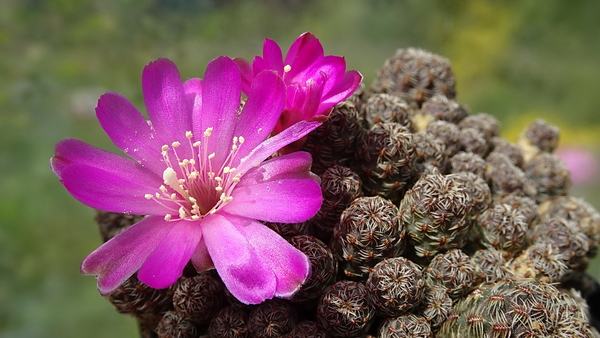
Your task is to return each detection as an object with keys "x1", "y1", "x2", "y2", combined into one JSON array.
[
  {"x1": 555, "y1": 146, "x2": 599, "y2": 185},
  {"x1": 234, "y1": 32, "x2": 362, "y2": 144},
  {"x1": 51, "y1": 57, "x2": 323, "y2": 304}
]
